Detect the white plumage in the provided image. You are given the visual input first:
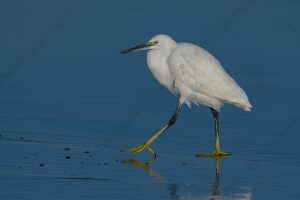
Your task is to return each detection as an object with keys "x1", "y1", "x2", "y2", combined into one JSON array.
[
  {"x1": 120, "y1": 34, "x2": 252, "y2": 158},
  {"x1": 146, "y1": 34, "x2": 252, "y2": 111}
]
